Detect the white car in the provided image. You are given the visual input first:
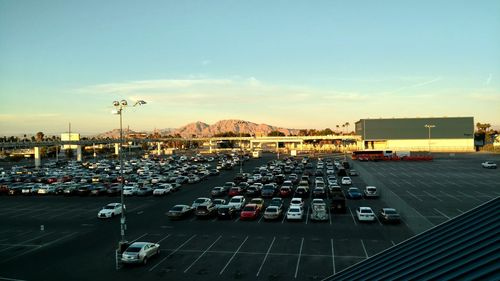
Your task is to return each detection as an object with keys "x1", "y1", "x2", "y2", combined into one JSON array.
[
  {"x1": 153, "y1": 184, "x2": 172, "y2": 196},
  {"x1": 212, "y1": 198, "x2": 227, "y2": 209},
  {"x1": 341, "y1": 177, "x2": 352, "y2": 185},
  {"x1": 286, "y1": 206, "x2": 304, "y2": 221},
  {"x1": 481, "y1": 161, "x2": 497, "y2": 169},
  {"x1": 364, "y1": 186, "x2": 379, "y2": 198},
  {"x1": 121, "y1": 242, "x2": 160, "y2": 265},
  {"x1": 191, "y1": 197, "x2": 212, "y2": 209},
  {"x1": 356, "y1": 207, "x2": 375, "y2": 222},
  {"x1": 123, "y1": 186, "x2": 139, "y2": 196},
  {"x1": 228, "y1": 195, "x2": 246, "y2": 211},
  {"x1": 290, "y1": 197, "x2": 304, "y2": 207},
  {"x1": 98, "y1": 203, "x2": 123, "y2": 218}
]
